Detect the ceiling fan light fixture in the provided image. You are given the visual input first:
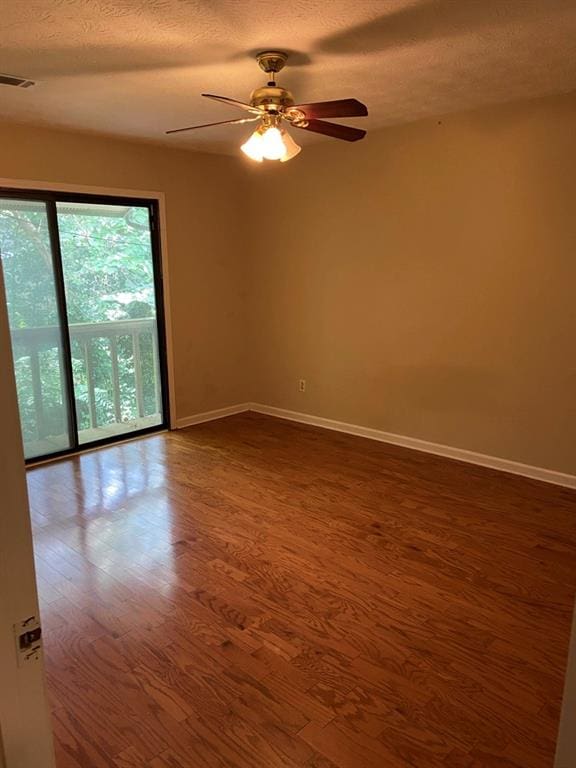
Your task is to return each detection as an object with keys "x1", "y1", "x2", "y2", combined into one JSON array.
[
  {"x1": 166, "y1": 52, "x2": 368, "y2": 158},
  {"x1": 241, "y1": 124, "x2": 301, "y2": 163}
]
